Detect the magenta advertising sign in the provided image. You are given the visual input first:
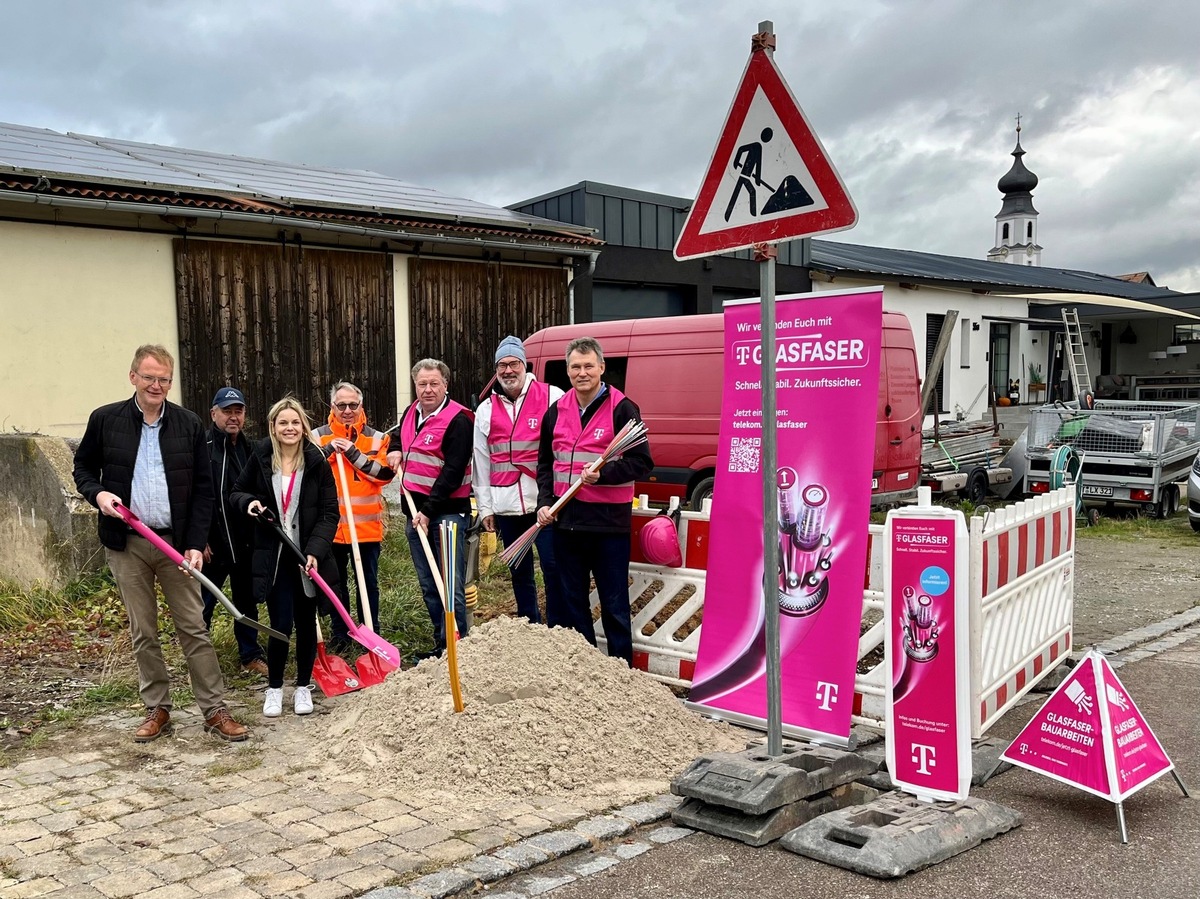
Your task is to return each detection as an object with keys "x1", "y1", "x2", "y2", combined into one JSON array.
[
  {"x1": 884, "y1": 508, "x2": 971, "y2": 801},
  {"x1": 687, "y1": 286, "x2": 883, "y2": 744},
  {"x1": 1003, "y1": 650, "x2": 1175, "y2": 802}
]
